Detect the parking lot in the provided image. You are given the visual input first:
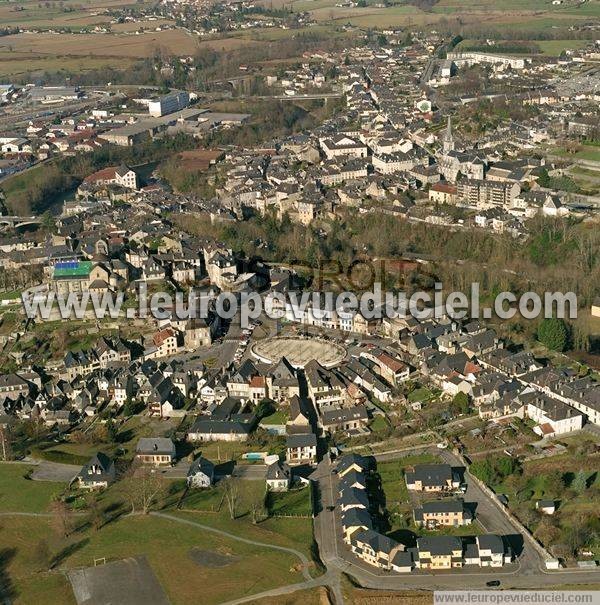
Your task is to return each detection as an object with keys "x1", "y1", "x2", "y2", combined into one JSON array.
[{"x1": 68, "y1": 556, "x2": 169, "y2": 605}]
